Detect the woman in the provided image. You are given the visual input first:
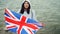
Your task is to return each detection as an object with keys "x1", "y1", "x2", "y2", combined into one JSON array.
[
  {"x1": 18, "y1": 0, "x2": 45, "y2": 26},
  {"x1": 18, "y1": 0, "x2": 37, "y2": 20}
]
